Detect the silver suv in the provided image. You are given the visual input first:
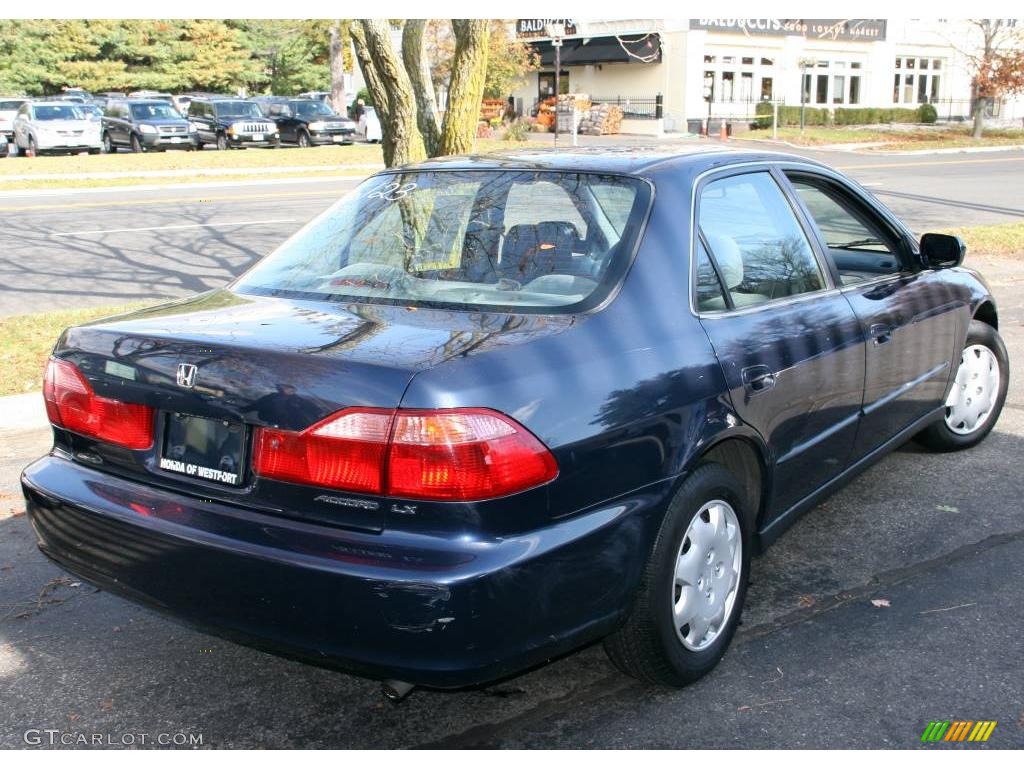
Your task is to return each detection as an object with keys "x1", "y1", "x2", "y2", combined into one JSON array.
[{"x1": 13, "y1": 101, "x2": 102, "y2": 155}]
